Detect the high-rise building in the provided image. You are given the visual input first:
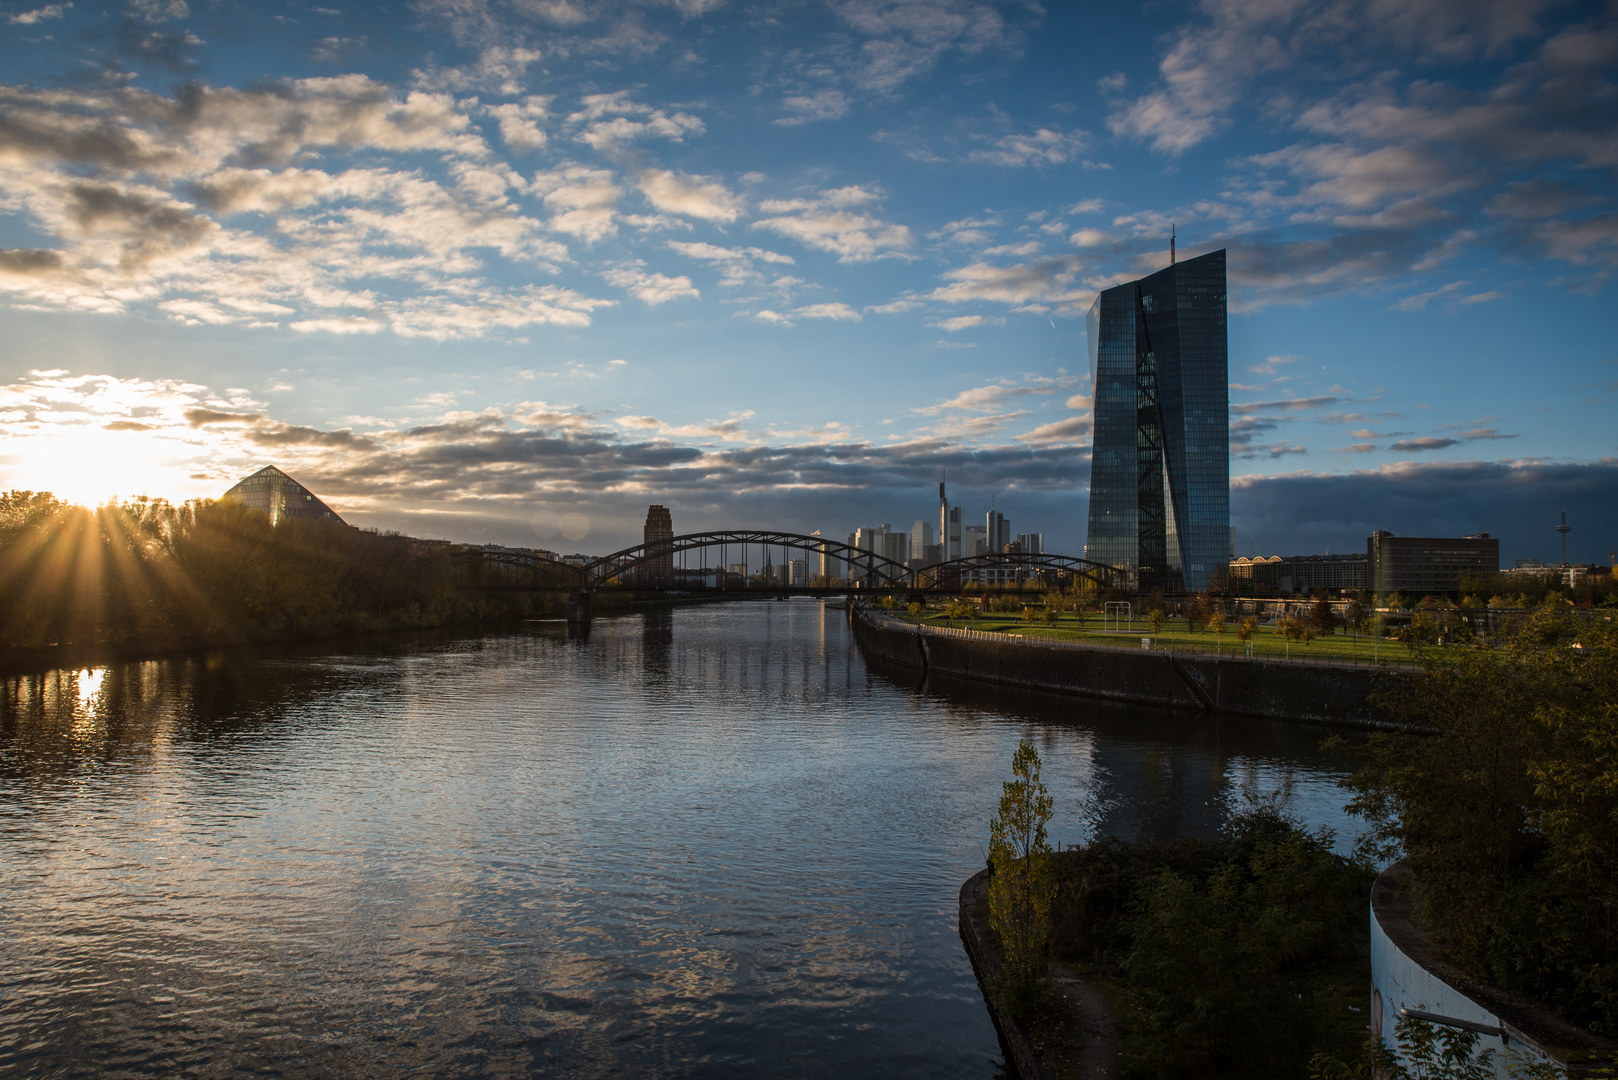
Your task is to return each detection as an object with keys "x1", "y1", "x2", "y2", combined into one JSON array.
[
  {"x1": 909, "y1": 520, "x2": 934, "y2": 561},
  {"x1": 964, "y1": 525, "x2": 987, "y2": 557},
  {"x1": 986, "y1": 509, "x2": 1010, "y2": 553},
  {"x1": 1016, "y1": 532, "x2": 1044, "y2": 555},
  {"x1": 1085, "y1": 248, "x2": 1229, "y2": 592},
  {"x1": 221, "y1": 465, "x2": 345, "y2": 526},
  {"x1": 642, "y1": 504, "x2": 674, "y2": 584},
  {"x1": 946, "y1": 506, "x2": 964, "y2": 561}
]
